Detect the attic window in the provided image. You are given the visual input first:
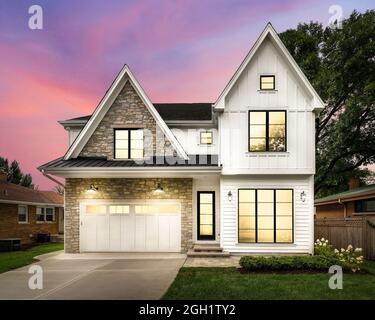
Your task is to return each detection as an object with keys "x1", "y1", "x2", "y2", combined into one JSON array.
[
  {"x1": 260, "y1": 75, "x2": 275, "y2": 90},
  {"x1": 114, "y1": 129, "x2": 144, "y2": 159}
]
